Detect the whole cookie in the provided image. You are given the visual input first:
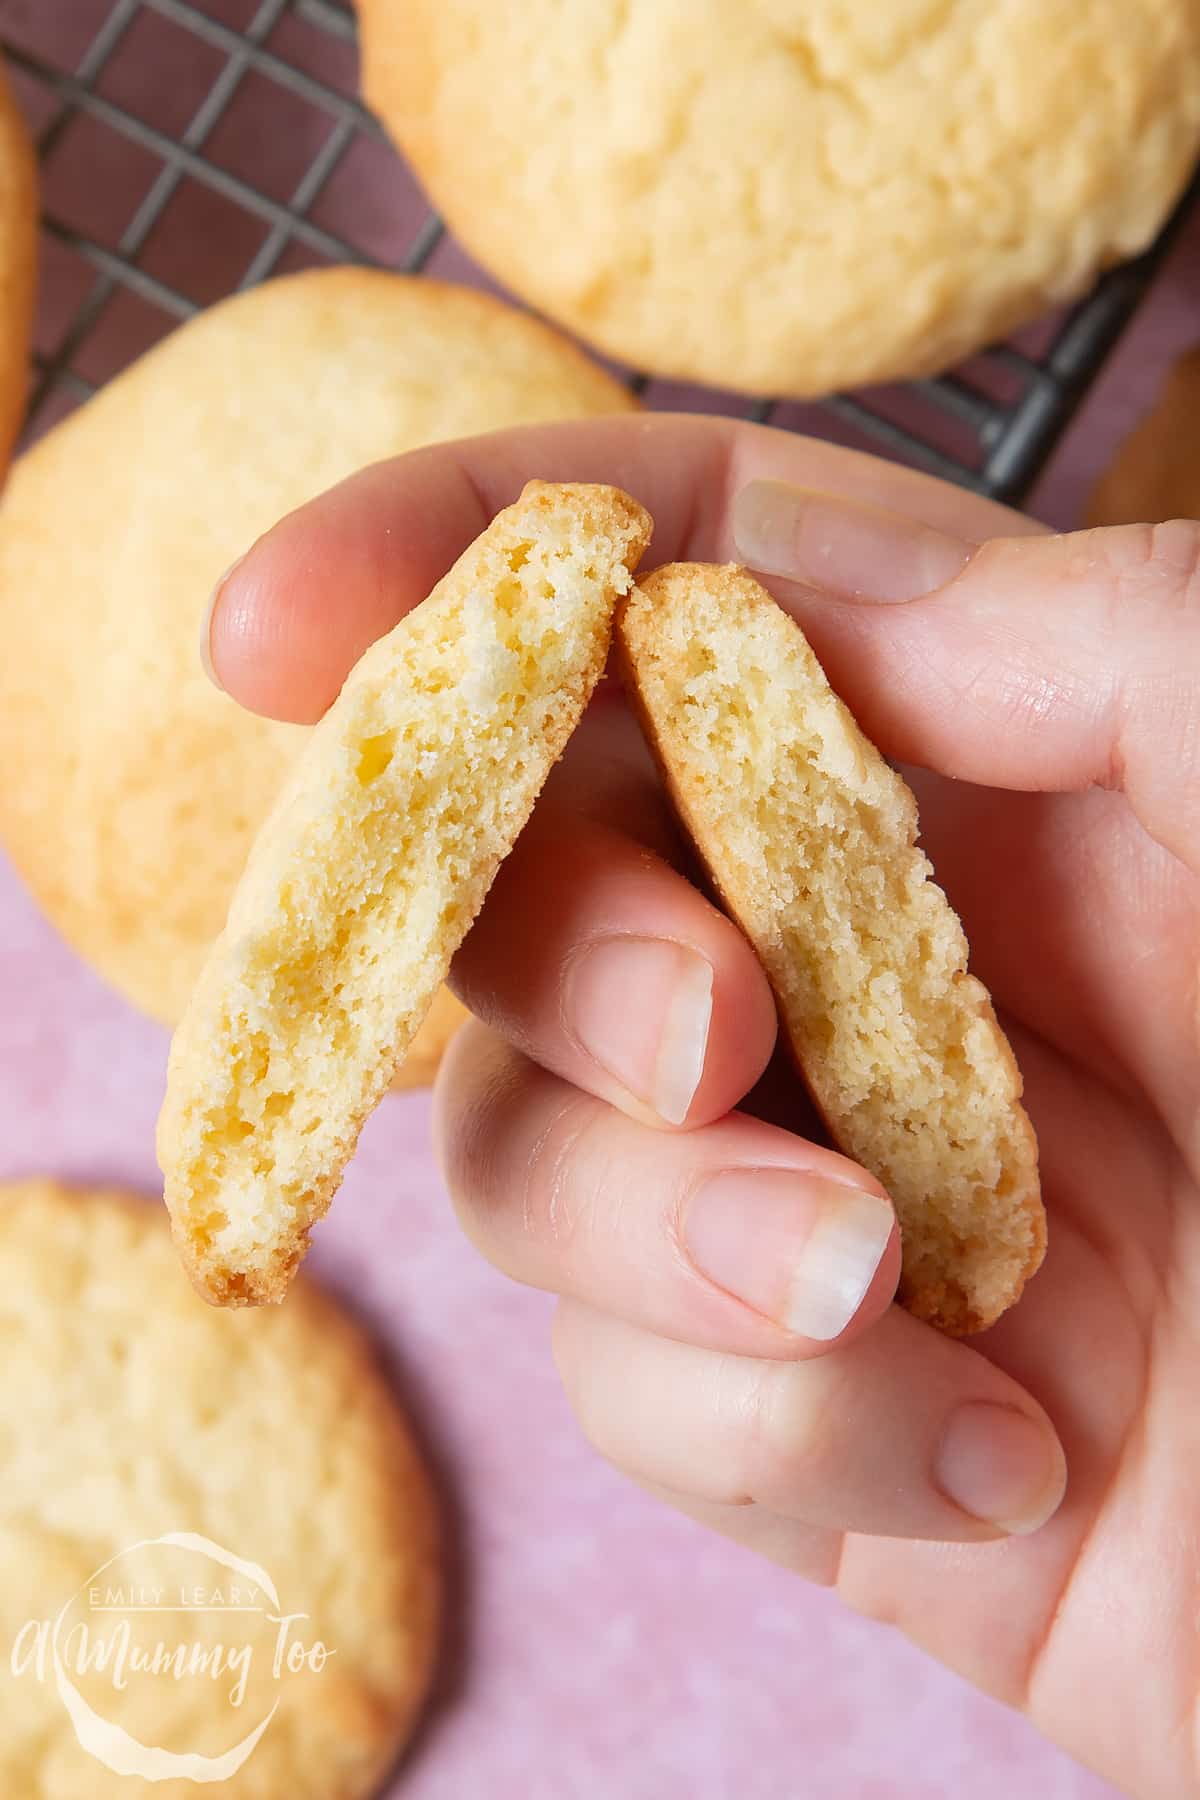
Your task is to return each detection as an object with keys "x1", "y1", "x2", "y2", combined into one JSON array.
[
  {"x1": 360, "y1": 0, "x2": 1200, "y2": 396},
  {"x1": 1087, "y1": 344, "x2": 1200, "y2": 527},
  {"x1": 0, "y1": 1177, "x2": 440, "y2": 1797},
  {"x1": 0, "y1": 57, "x2": 36, "y2": 475},
  {"x1": 0, "y1": 269, "x2": 637, "y2": 1081}
]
